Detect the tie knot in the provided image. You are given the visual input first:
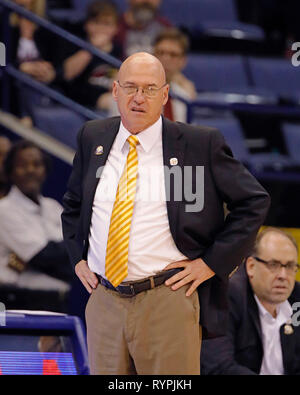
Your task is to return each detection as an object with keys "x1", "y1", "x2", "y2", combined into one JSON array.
[{"x1": 127, "y1": 135, "x2": 139, "y2": 148}]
